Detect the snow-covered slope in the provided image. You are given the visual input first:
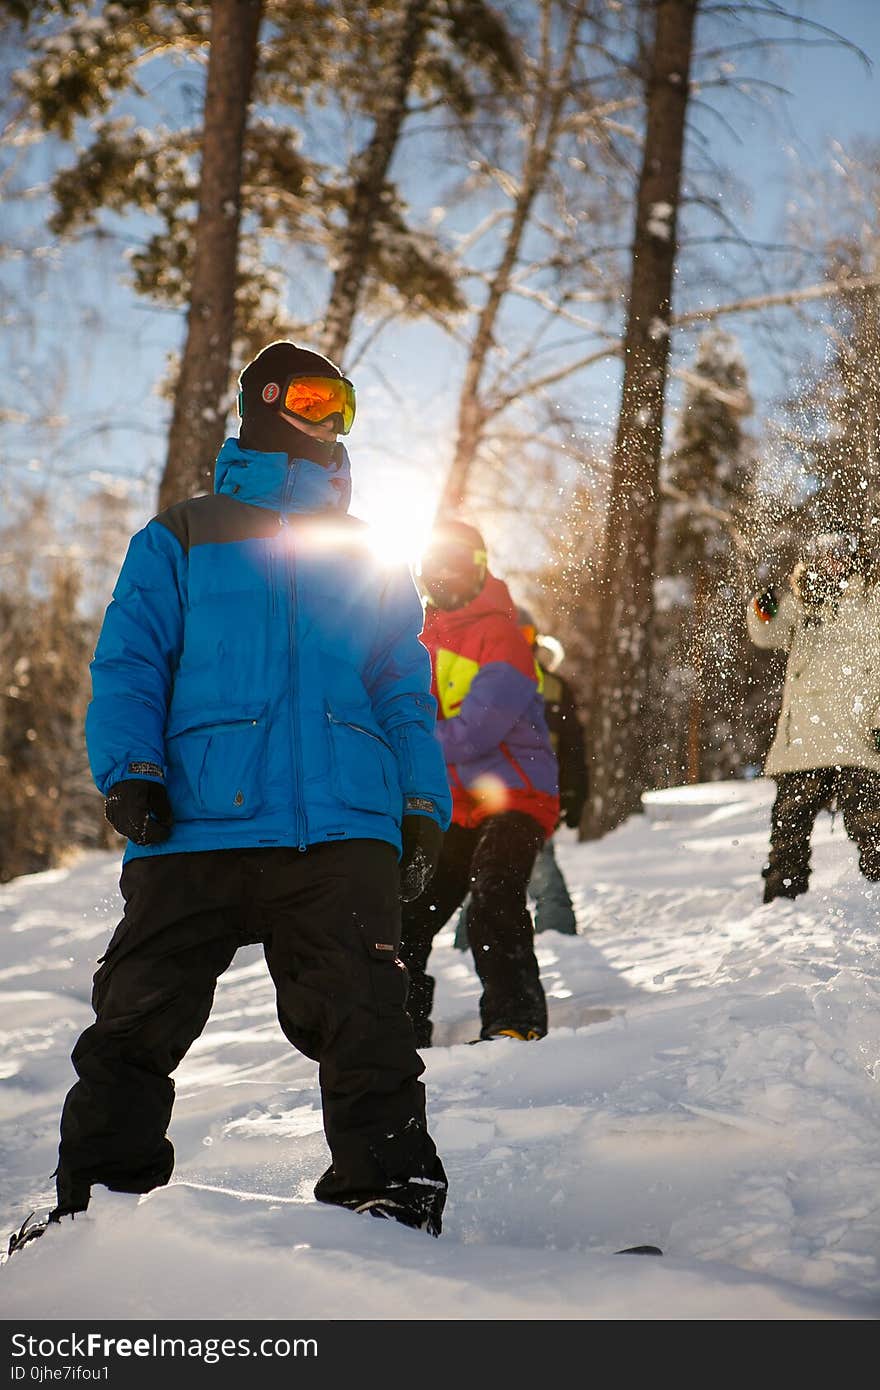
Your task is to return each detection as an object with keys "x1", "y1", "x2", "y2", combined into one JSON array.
[{"x1": 2, "y1": 780, "x2": 878, "y2": 1319}]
